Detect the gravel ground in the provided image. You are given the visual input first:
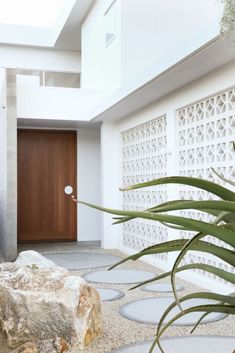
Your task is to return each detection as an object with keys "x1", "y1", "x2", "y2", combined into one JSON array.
[
  {"x1": 26, "y1": 245, "x2": 235, "y2": 353},
  {"x1": 0, "y1": 243, "x2": 230, "y2": 353}
]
